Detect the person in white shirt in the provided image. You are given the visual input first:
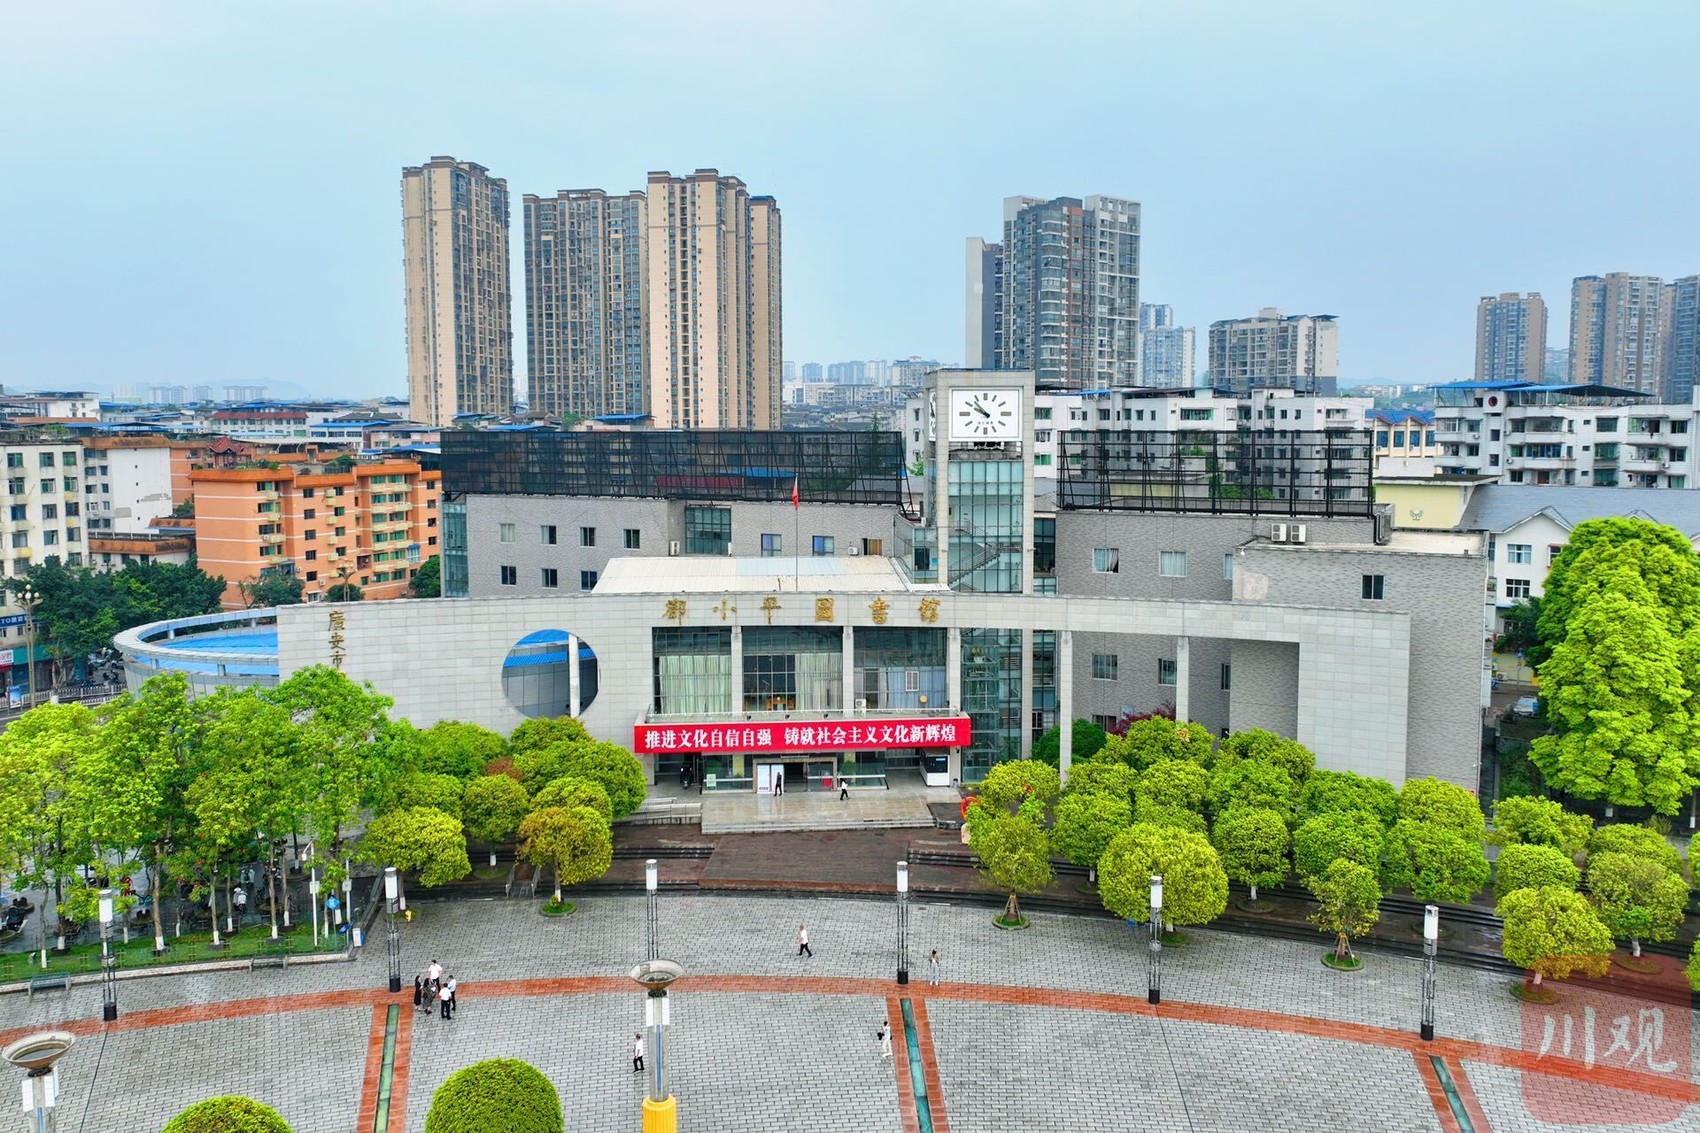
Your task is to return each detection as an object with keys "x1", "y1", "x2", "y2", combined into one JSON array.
[
  {"x1": 796, "y1": 924, "x2": 812, "y2": 957},
  {"x1": 878, "y1": 1023, "x2": 893, "y2": 1060},
  {"x1": 632, "y1": 1033, "x2": 645, "y2": 1073}
]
